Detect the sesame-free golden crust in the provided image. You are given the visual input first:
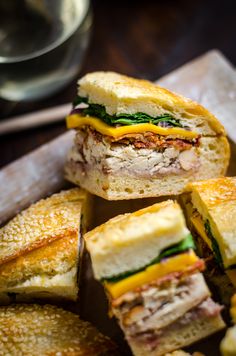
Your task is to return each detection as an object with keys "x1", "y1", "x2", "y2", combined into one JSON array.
[
  {"x1": 0, "y1": 188, "x2": 86, "y2": 266},
  {"x1": 84, "y1": 200, "x2": 188, "y2": 280},
  {"x1": 186, "y1": 177, "x2": 236, "y2": 268},
  {"x1": 0, "y1": 304, "x2": 119, "y2": 356},
  {"x1": 85, "y1": 200, "x2": 174, "y2": 240},
  {"x1": 0, "y1": 233, "x2": 78, "y2": 289},
  {"x1": 186, "y1": 177, "x2": 236, "y2": 208},
  {"x1": 78, "y1": 71, "x2": 226, "y2": 135}
]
